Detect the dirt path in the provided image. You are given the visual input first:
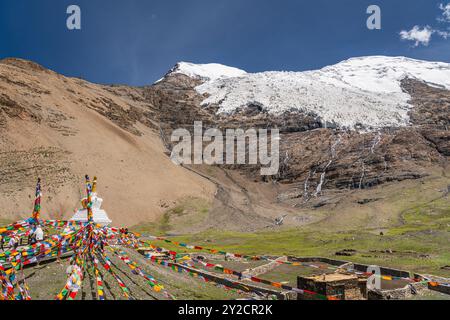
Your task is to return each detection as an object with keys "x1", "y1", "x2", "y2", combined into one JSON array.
[{"x1": 182, "y1": 165, "x2": 273, "y2": 232}]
